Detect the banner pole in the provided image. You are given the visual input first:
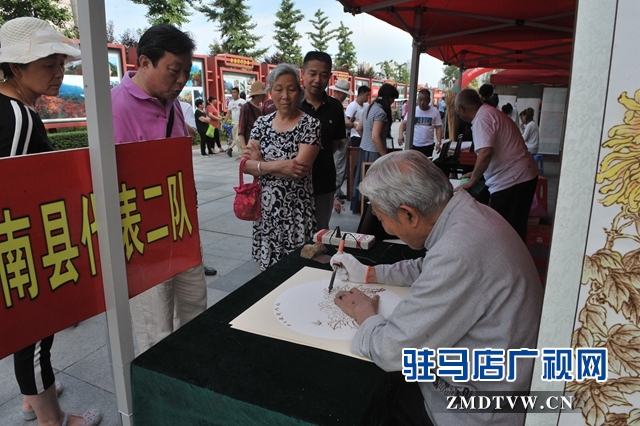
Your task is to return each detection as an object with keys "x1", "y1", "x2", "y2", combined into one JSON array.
[{"x1": 76, "y1": 1, "x2": 135, "y2": 425}]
